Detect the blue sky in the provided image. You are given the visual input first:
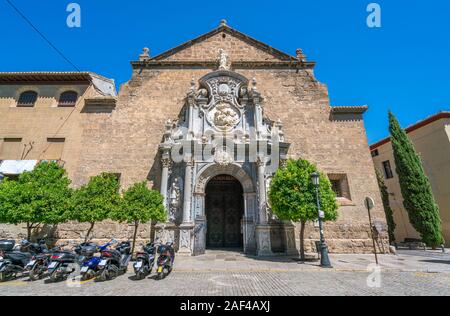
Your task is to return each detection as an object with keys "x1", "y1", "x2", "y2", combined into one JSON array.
[{"x1": 1, "y1": 0, "x2": 449, "y2": 144}]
